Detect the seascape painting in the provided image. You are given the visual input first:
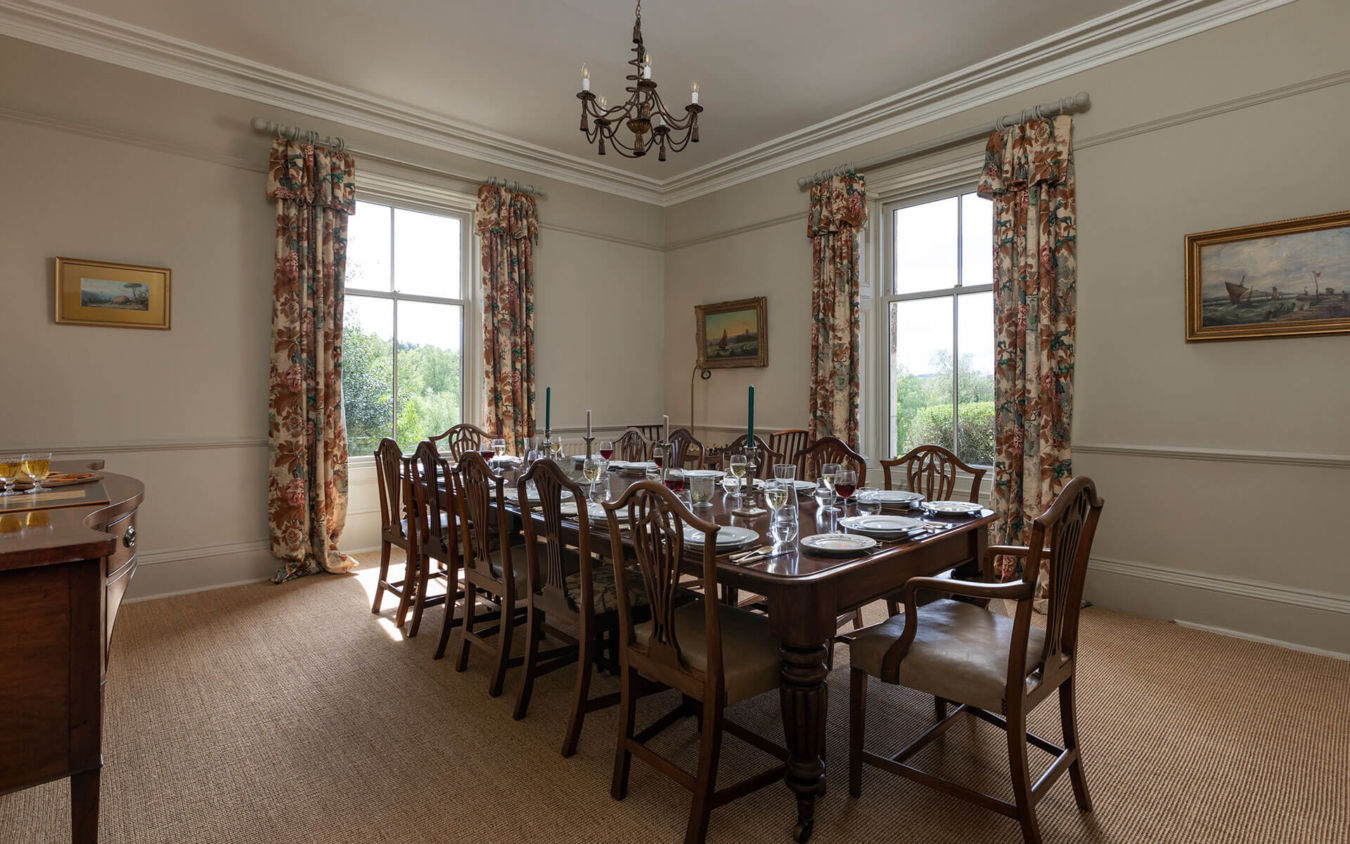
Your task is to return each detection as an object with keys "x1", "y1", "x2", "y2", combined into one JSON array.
[
  {"x1": 80, "y1": 277, "x2": 150, "y2": 311},
  {"x1": 1186, "y1": 212, "x2": 1350, "y2": 341},
  {"x1": 695, "y1": 297, "x2": 768, "y2": 368}
]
